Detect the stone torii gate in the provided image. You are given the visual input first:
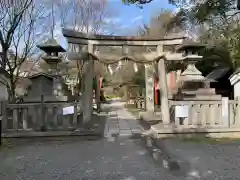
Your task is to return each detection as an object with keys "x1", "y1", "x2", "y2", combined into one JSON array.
[{"x1": 62, "y1": 29, "x2": 185, "y2": 124}]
